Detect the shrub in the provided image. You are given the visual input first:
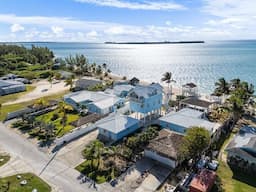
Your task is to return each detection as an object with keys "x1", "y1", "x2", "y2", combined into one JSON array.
[
  {"x1": 39, "y1": 70, "x2": 52, "y2": 79},
  {"x1": 51, "y1": 113, "x2": 59, "y2": 121}
]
